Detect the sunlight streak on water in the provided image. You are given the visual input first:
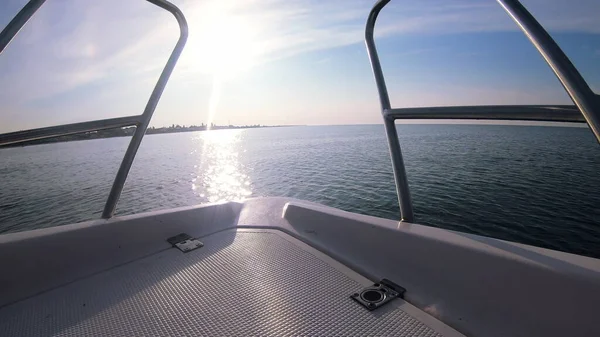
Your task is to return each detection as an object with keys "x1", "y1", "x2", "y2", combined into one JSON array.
[
  {"x1": 2, "y1": 125, "x2": 599, "y2": 258},
  {"x1": 192, "y1": 129, "x2": 251, "y2": 203}
]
